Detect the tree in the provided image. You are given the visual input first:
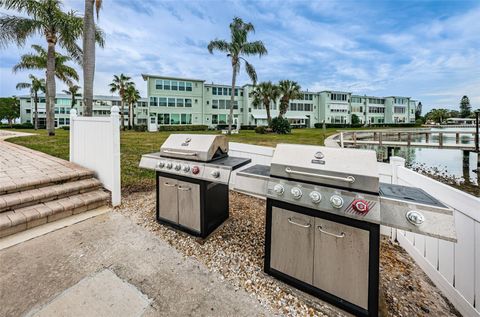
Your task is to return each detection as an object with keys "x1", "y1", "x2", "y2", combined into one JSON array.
[
  {"x1": 62, "y1": 84, "x2": 81, "y2": 108},
  {"x1": 83, "y1": 0, "x2": 103, "y2": 117},
  {"x1": 0, "y1": 0, "x2": 104, "y2": 136},
  {"x1": 124, "y1": 84, "x2": 140, "y2": 129},
  {"x1": 351, "y1": 114, "x2": 360, "y2": 125},
  {"x1": 15, "y1": 74, "x2": 45, "y2": 130},
  {"x1": 13, "y1": 44, "x2": 79, "y2": 87},
  {"x1": 0, "y1": 97, "x2": 20, "y2": 127},
  {"x1": 109, "y1": 74, "x2": 133, "y2": 131},
  {"x1": 250, "y1": 82, "x2": 278, "y2": 126},
  {"x1": 278, "y1": 80, "x2": 301, "y2": 117},
  {"x1": 415, "y1": 101, "x2": 422, "y2": 119},
  {"x1": 460, "y1": 95, "x2": 471, "y2": 118},
  {"x1": 208, "y1": 17, "x2": 267, "y2": 134},
  {"x1": 425, "y1": 108, "x2": 450, "y2": 124}
]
